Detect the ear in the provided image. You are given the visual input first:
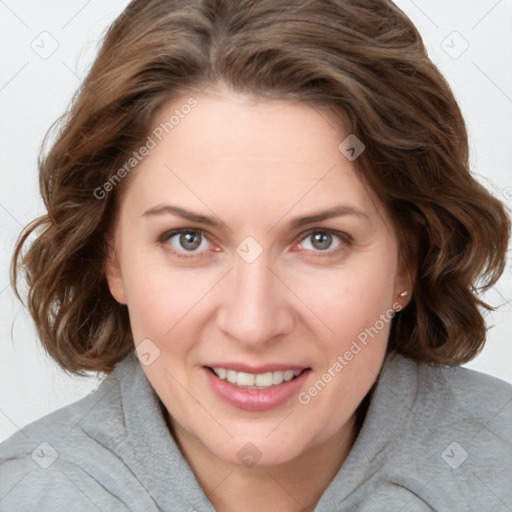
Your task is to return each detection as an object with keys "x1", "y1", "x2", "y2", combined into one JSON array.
[
  {"x1": 394, "y1": 236, "x2": 418, "y2": 310},
  {"x1": 104, "y1": 236, "x2": 127, "y2": 305}
]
